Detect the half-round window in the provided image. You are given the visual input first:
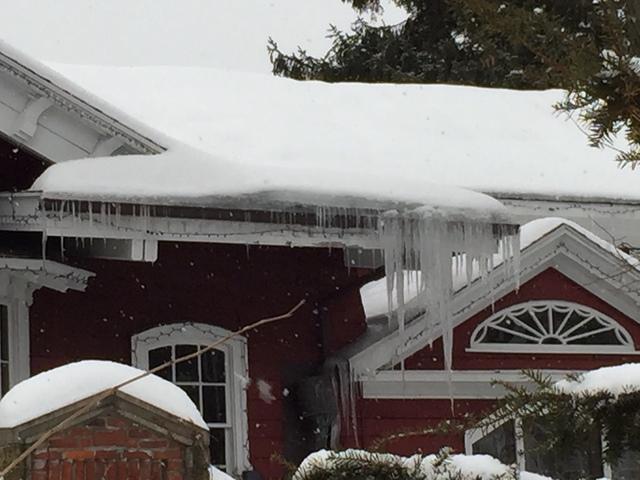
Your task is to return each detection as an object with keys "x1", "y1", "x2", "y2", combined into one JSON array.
[{"x1": 468, "y1": 301, "x2": 635, "y2": 353}]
